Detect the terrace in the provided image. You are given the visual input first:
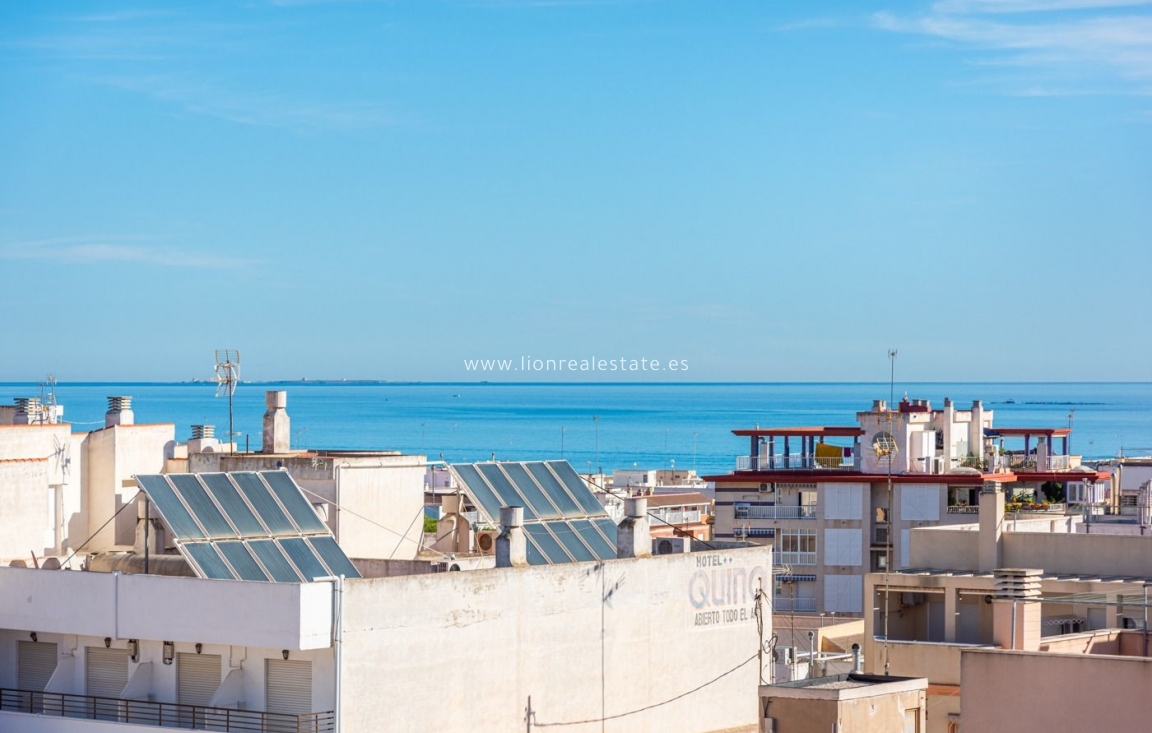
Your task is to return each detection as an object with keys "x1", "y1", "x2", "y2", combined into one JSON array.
[{"x1": 733, "y1": 427, "x2": 863, "y2": 472}]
